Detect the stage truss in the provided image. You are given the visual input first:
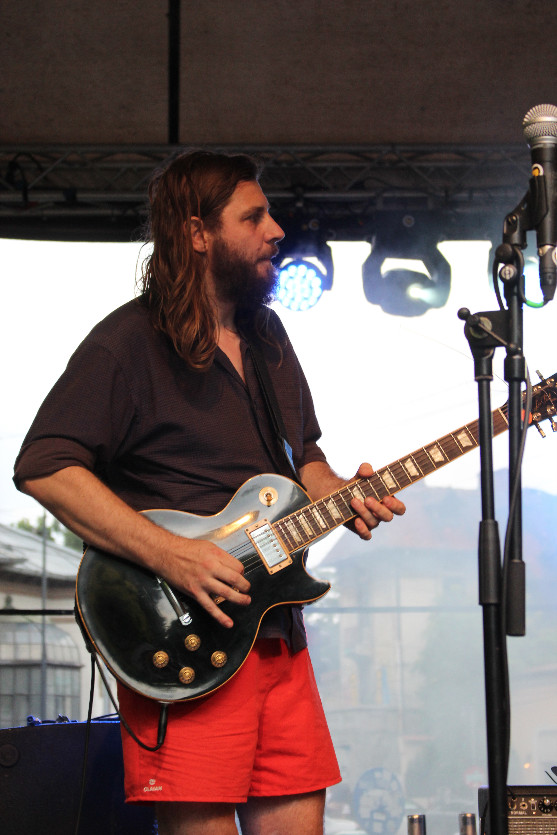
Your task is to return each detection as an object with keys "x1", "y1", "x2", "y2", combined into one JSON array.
[{"x1": 0, "y1": 144, "x2": 531, "y2": 242}]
